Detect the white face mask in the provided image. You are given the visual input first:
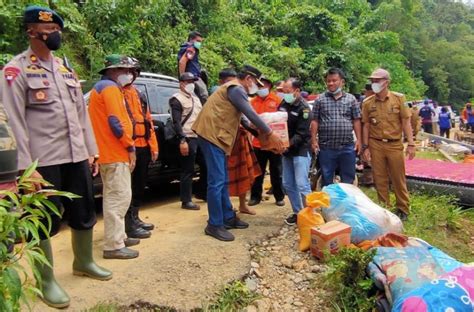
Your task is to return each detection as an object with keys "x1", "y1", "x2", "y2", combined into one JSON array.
[
  {"x1": 184, "y1": 83, "x2": 195, "y2": 94},
  {"x1": 371, "y1": 82, "x2": 384, "y2": 94},
  {"x1": 247, "y1": 82, "x2": 259, "y2": 95},
  {"x1": 117, "y1": 73, "x2": 133, "y2": 87}
]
